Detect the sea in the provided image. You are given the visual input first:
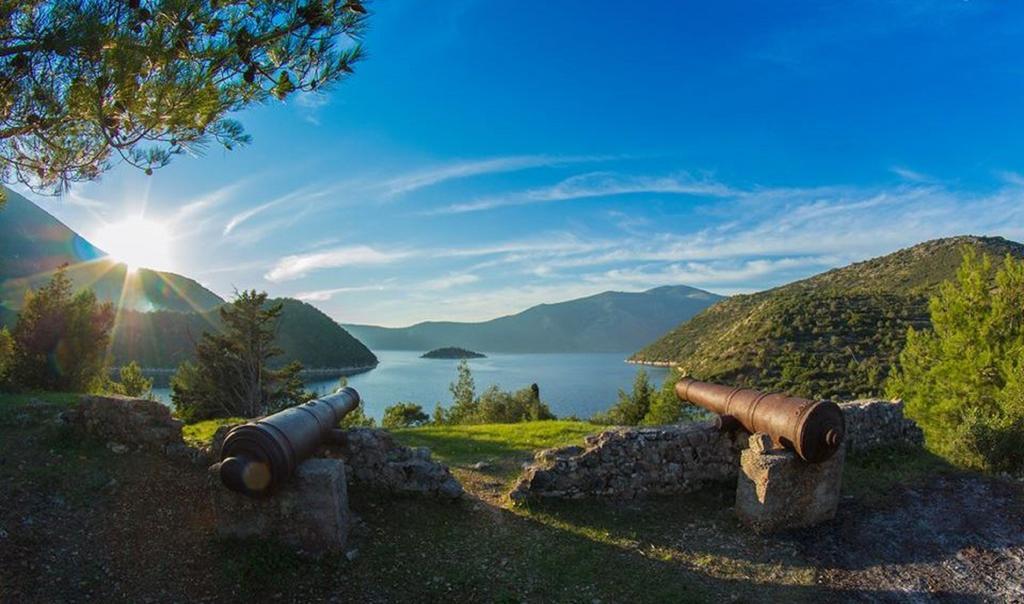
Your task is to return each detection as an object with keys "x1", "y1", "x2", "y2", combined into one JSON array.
[{"x1": 151, "y1": 350, "x2": 668, "y2": 420}]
